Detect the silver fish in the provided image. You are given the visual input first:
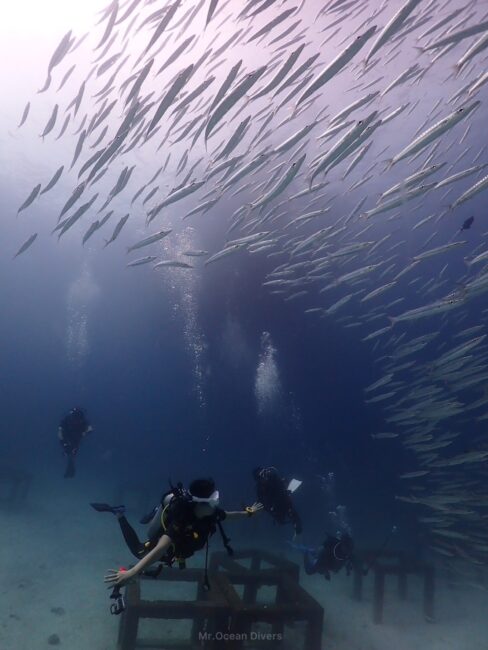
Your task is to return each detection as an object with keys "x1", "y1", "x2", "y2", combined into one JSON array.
[
  {"x1": 17, "y1": 184, "x2": 41, "y2": 215},
  {"x1": 104, "y1": 214, "x2": 130, "y2": 247},
  {"x1": 127, "y1": 256, "x2": 158, "y2": 267},
  {"x1": 40, "y1": 104, "x2": 59, "y2": 138},
  {"x1": 13, "y1": 233, "x2": 38, "y2": 258},
  {"x1": 40, "y1": 166, "x2": 64, "y2": 196},
  {"x1": 18, "y1": 102, "x2": 30, "y2": 128},
  {"x1": 298, "y1": 25, "x2": 377, "y2": 106},
  {"x1": 127, "y1": 229, "x2": 172, "y2": 253}
]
